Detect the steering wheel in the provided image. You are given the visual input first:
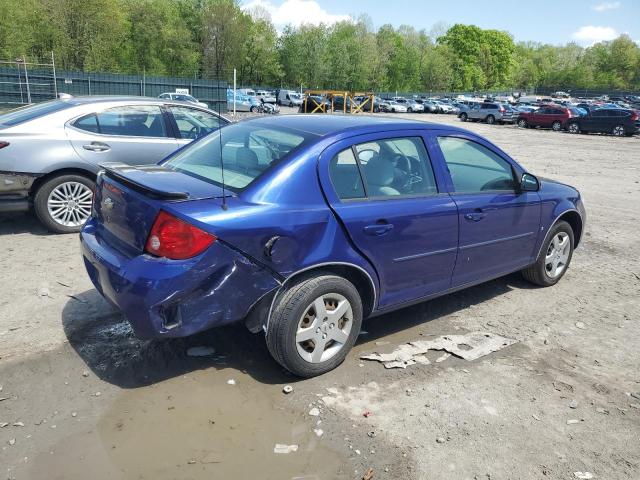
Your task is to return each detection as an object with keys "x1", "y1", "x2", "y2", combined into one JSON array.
[
  {"x1": 392, "y1": 154, "x2": 422, "y2": 191},
  {"x1": 188, "y1": 125, "x2": 200, "y2": 139}
]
